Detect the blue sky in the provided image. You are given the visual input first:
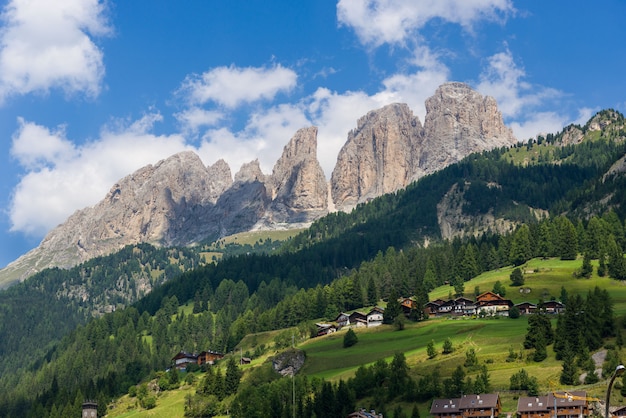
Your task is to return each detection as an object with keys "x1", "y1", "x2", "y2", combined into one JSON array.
[{"x1": 1, "y1": 0, "x2": 625, "y2": 268}]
